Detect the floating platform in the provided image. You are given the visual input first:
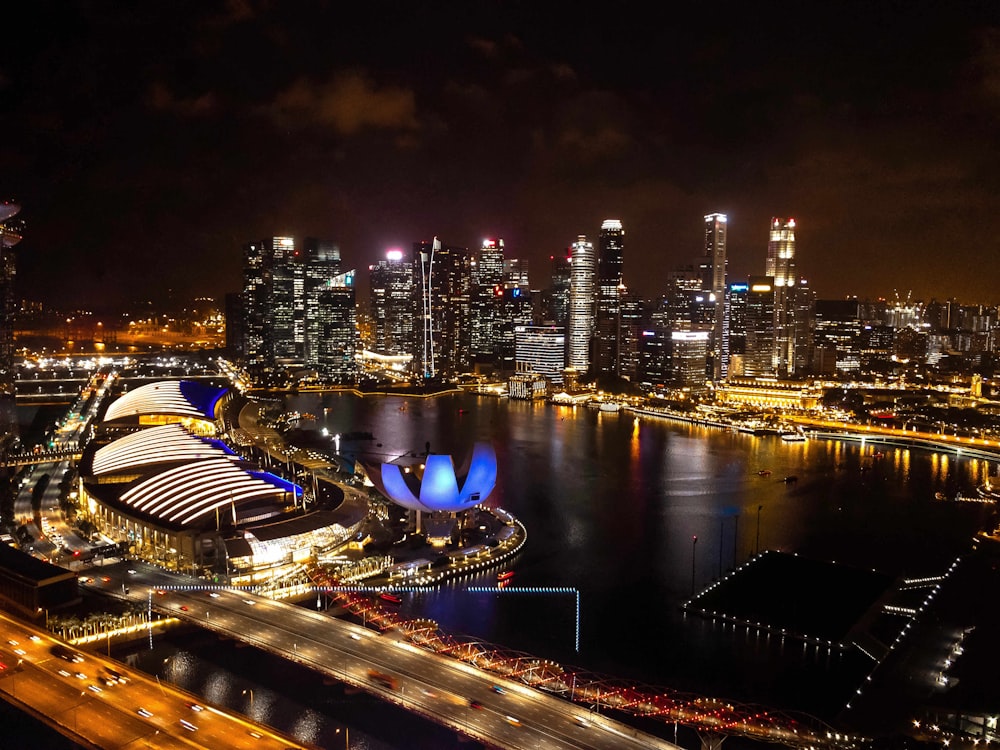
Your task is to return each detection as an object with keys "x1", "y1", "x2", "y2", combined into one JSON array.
[{"x1": 685, "y1": 550, "x2": 895, "y2": 649}]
